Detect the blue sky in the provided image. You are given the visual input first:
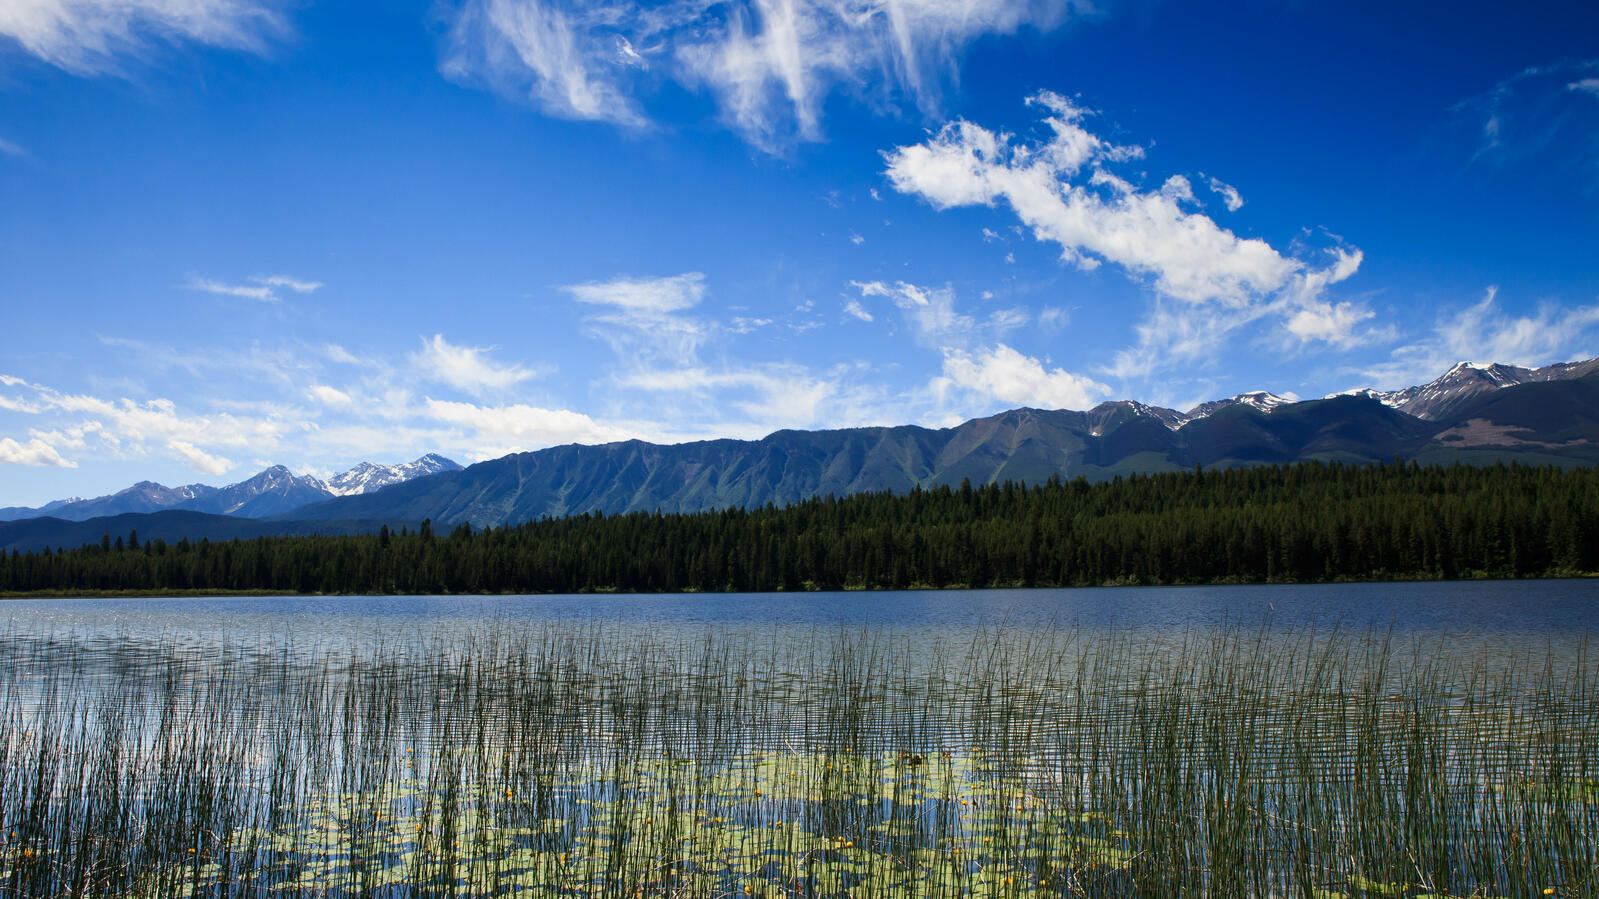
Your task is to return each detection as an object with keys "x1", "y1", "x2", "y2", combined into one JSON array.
[{"x1": 1, "y1": 0, "x2": 1597, "y2": 505}]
